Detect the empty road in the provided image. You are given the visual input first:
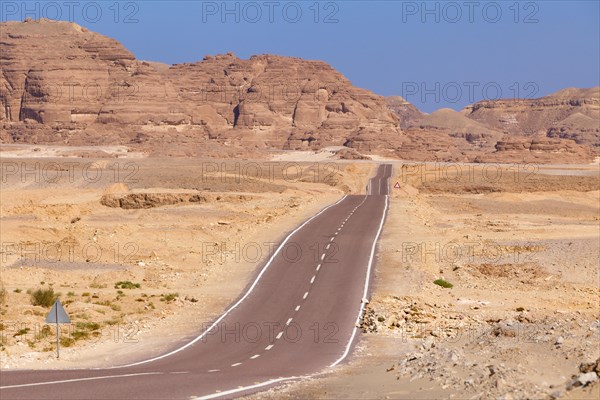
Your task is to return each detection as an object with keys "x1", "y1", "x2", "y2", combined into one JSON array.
[{"x1": 0, "y1": 164, "x2": 393, "y2": 400}]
